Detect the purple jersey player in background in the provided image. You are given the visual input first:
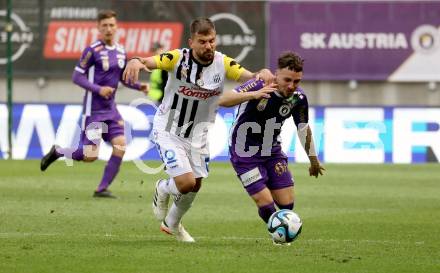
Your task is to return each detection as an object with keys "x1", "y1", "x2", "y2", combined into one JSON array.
[
  {"x1": 219, "y1": 51, "x2": 325, "y2": 225},
  {"x1": 40, "y1": 10, "x2": 148, "y2": 198}
]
